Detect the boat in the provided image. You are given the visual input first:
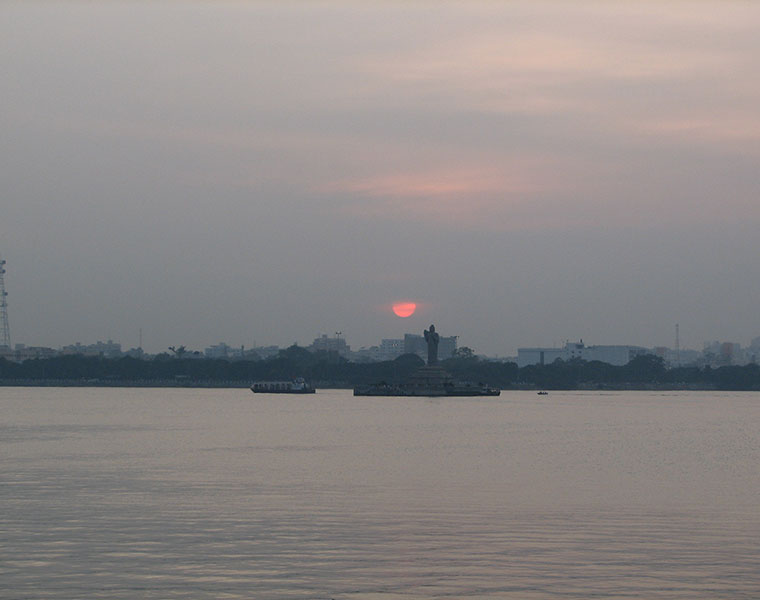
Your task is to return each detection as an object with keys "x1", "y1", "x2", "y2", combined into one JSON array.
[
  {"x1": 537, "y1": 391, "x2": 548, "y2": 395},
  {"x1": 250, "y1": 378, "x2": 316, "y2": 394}
]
